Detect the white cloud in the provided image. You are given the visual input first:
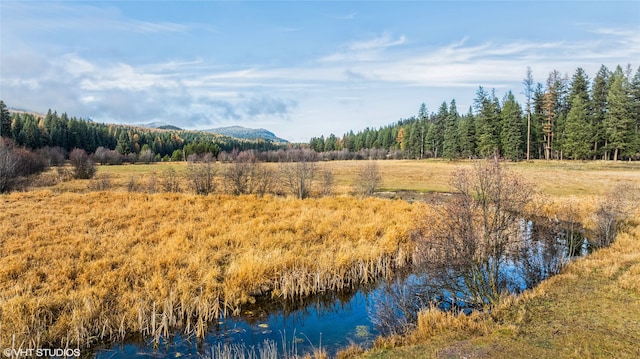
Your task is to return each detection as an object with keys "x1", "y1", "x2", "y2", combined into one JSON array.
[
  {"x1": 349, "y1": 33, "x2": 407, "y2": 51},
  {"x1": 1, "y1": 2, "x2": 188, "y2": 34}
]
